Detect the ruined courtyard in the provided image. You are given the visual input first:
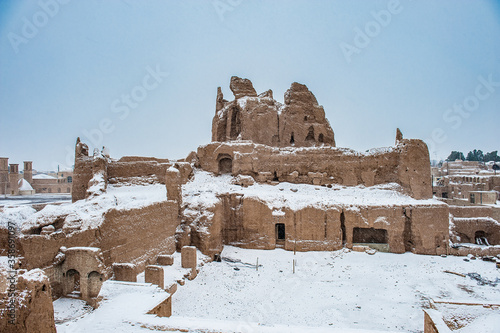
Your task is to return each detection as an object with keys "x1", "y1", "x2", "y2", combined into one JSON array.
[{"x1": 1, "y1": 77, "x2": 499, "y2": 333}]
